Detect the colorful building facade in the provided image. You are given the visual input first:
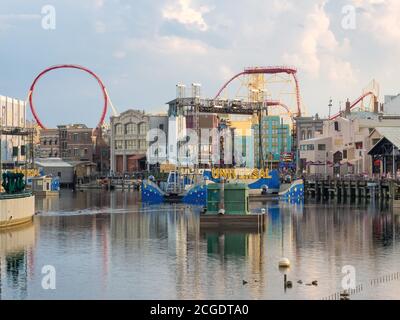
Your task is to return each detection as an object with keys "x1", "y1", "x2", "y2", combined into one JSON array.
[{"x1": 252, "y1": 116, "x2": 292, "y2": 168}]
